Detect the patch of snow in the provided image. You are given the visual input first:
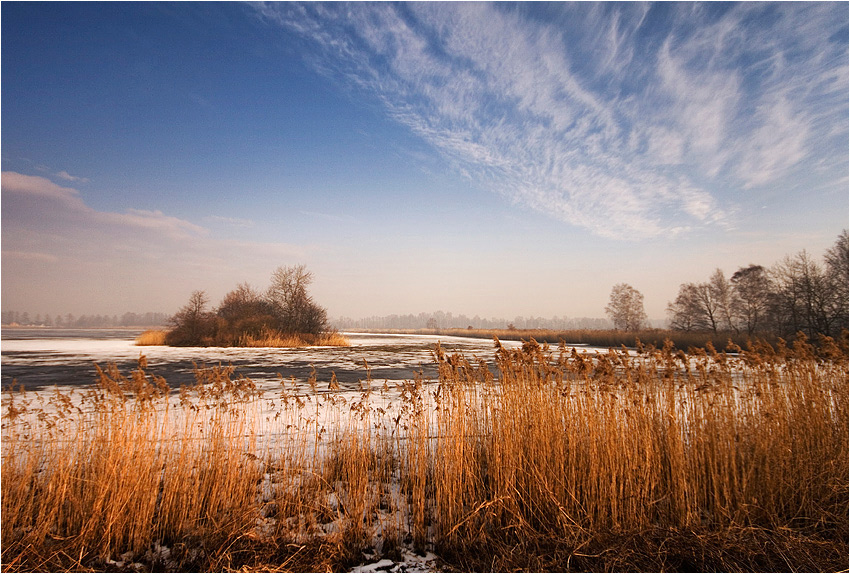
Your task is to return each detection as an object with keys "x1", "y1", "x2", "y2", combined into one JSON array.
[
  {"x1": 351, "y1": 549, "x2": 439, "y2": 573},
  {"x1": 352, "y1": 558, "x2": 395, "y2": 572}
]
